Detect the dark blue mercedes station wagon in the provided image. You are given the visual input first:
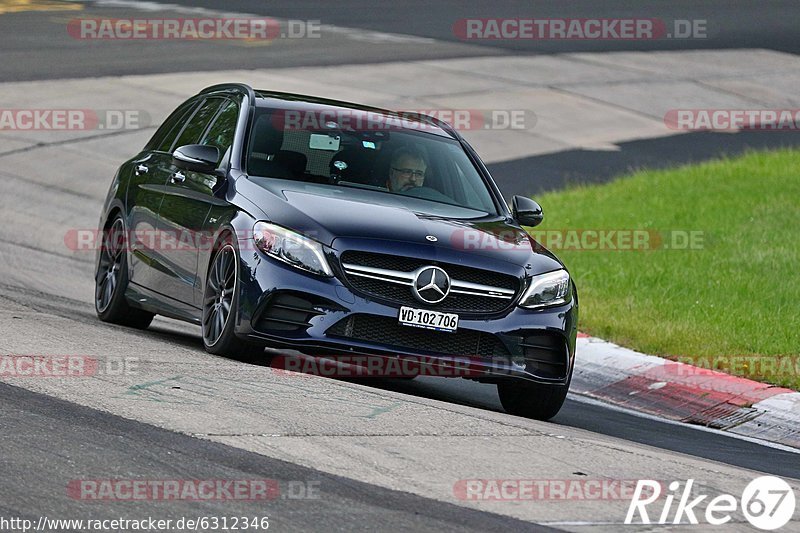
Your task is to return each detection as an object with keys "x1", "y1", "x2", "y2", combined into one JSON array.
[{"x1": 95, "y1": 83, "x2": 578, "y2": 419}]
